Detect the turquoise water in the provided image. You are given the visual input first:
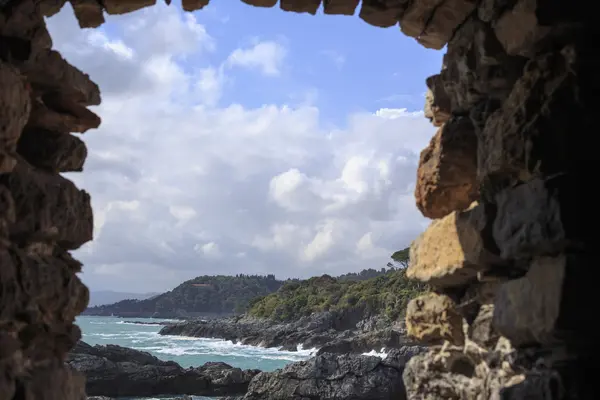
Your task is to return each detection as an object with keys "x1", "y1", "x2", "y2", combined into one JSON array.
[{"x1": 77, "y1": 316, "x2": 314, "y2": 399}]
